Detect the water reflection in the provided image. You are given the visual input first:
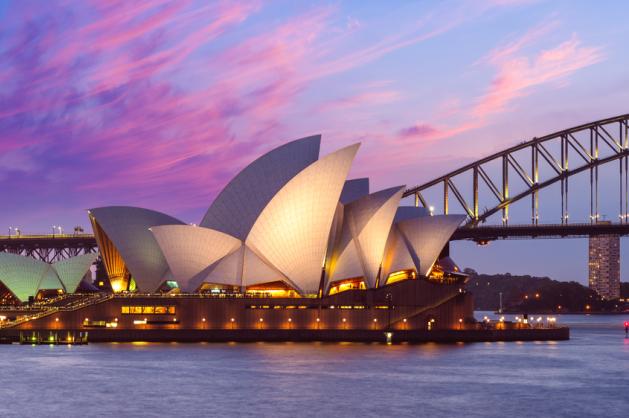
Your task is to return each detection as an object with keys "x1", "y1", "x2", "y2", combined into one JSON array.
[{"x1": 0, "y1": 313, "x2": 627, "y2": 418}]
